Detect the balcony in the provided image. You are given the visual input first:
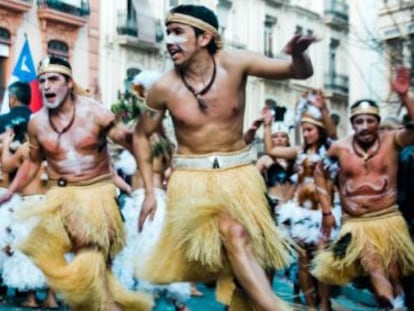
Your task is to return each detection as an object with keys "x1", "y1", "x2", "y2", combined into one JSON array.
[
  {"x1": 265, "y1": 0, "x2": 288, "y2": 6},
  {"x1": 116, "y1": 10, "x2": 162, "y2": 52},
  {"x1": 37, "y1": 0, "x2": 89, "y2": 29},
  {"x1": 324, "y1": 72, "x2": 349, "y2": 95},
  {"x1": 0, "y1": 0, "x2": 32, "y2": 13},
  {"x1": 324, "y1": 0, "x2": 349, "y2": 31}
]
